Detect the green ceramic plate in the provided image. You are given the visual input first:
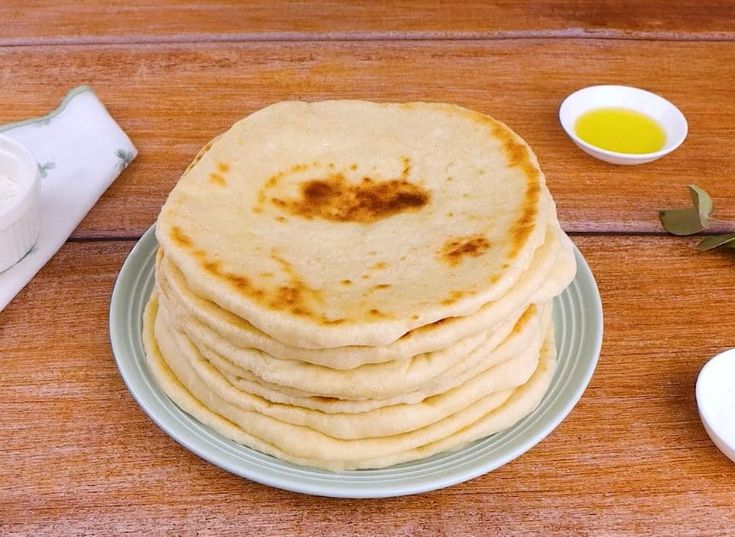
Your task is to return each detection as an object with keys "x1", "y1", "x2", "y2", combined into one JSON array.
[{"x1": 110, "y1": 226, "x2": 603, "y2": 498}]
